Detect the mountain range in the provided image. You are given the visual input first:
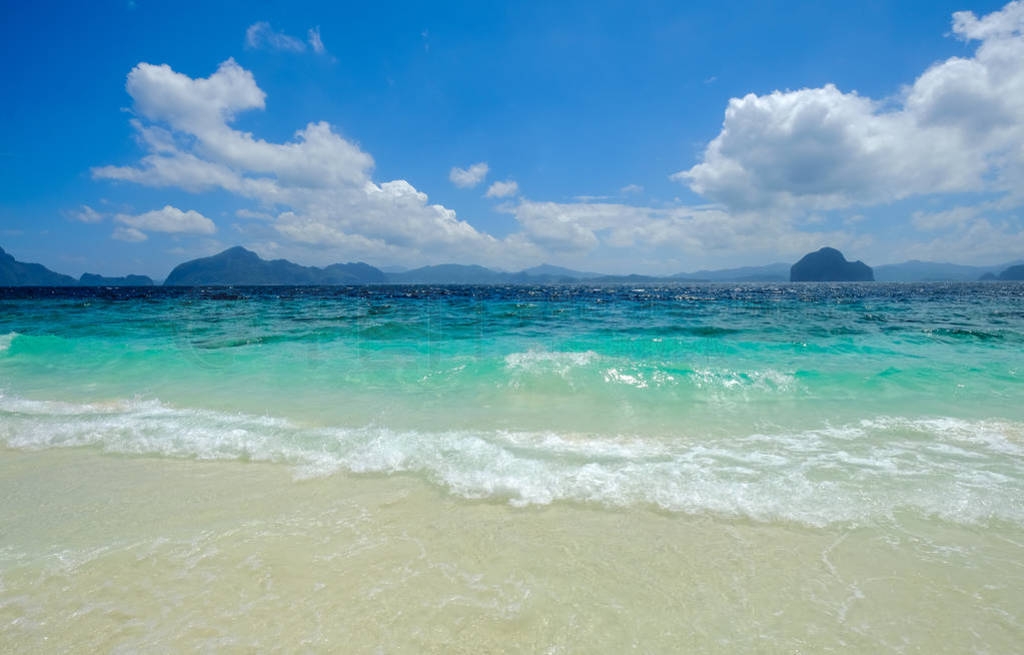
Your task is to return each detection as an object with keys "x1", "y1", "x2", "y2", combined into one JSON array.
[
  {"x1": 873, "y1": 260, "x2": 1020, "y2": 281},
  {"x1": 0, "y1": 246, "x2": 153, "y2": 286},
  {"x1": 163, "y1": 246, "x2": 385, "y2": 286},
  {"x1": 1, "y1": 244, "x2": 1023, "y2": 286}
]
